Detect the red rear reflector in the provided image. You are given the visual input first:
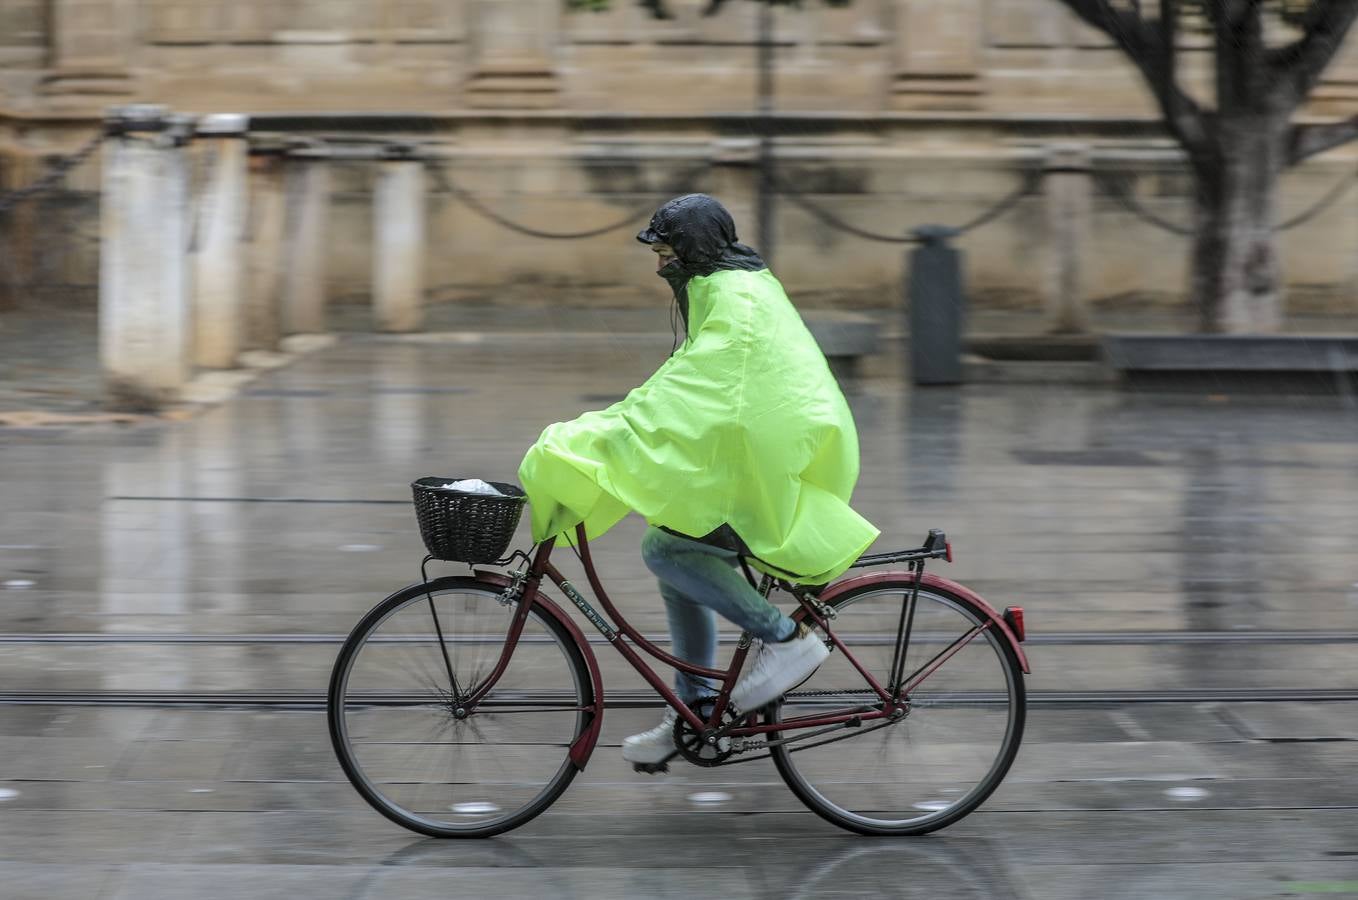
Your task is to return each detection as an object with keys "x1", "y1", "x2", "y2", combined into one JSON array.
[
  {"x1": 1003, "y1": 606, "x2": 1025, "y2": 642},
  {"x1": 944, "y1": 541, "x2": 953, "y2": 563}
]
